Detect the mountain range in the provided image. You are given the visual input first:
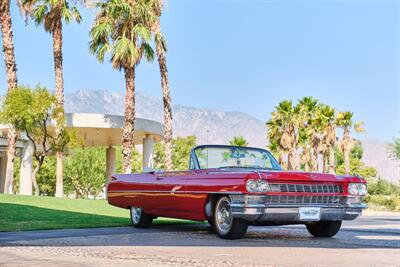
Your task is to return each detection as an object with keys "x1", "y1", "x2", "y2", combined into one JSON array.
[
  {"x1": 2, "y1": 89, "x2": 398, "y2": 182},
  {"x1": 65, "y1": 89, "x2": 267, "y2": 147},
  {"x1": 64, "y1": 89, "x2": 399, "y2": 183}
]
